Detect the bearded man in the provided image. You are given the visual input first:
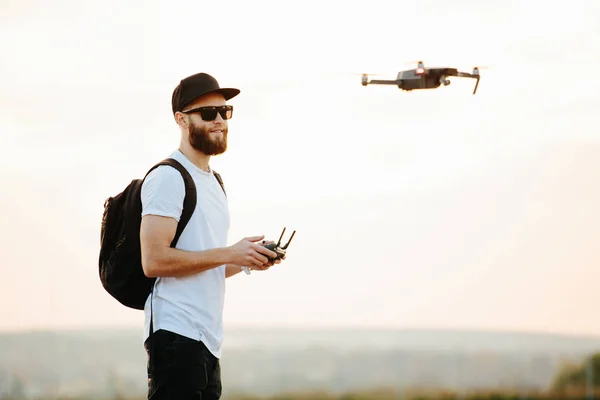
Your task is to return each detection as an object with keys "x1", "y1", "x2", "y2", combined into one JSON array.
[{"x1": 138, "y1": 72, "x2": 283, "y2": 400}]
